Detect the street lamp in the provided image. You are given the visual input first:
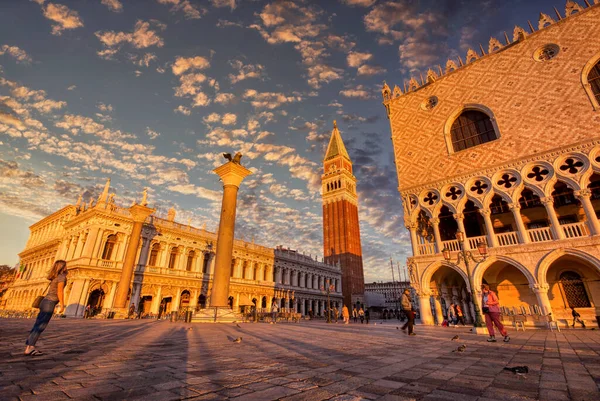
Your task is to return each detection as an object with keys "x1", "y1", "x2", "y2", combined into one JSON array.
[
  {"x1": 441, "y1": 231, "x2": 488, "y2": 328},
  {"x1": 320, "y1": 279, "x2": 334, "y2": 323}
]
